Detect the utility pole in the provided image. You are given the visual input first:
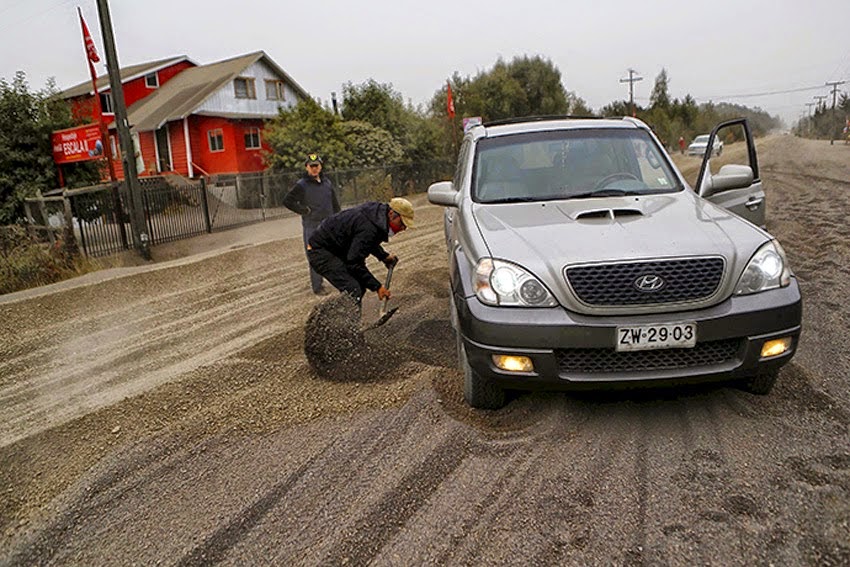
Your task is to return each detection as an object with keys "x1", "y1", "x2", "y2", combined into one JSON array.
[
  {"x1": 95, "y1": 0, "x2": 150, "y2": 259},
  {"x1": 805, "y1": 102, "x2": 816, "y2": 138},
  {"x1": 812, "y1": 95, "x2": 828, "y2": 139},
  {"x1": 826, "y1": 80, "x2": 846, "y2": 145},
  {"x1": 619, "y1": 69, "x2": 643, "y2": 117}
]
